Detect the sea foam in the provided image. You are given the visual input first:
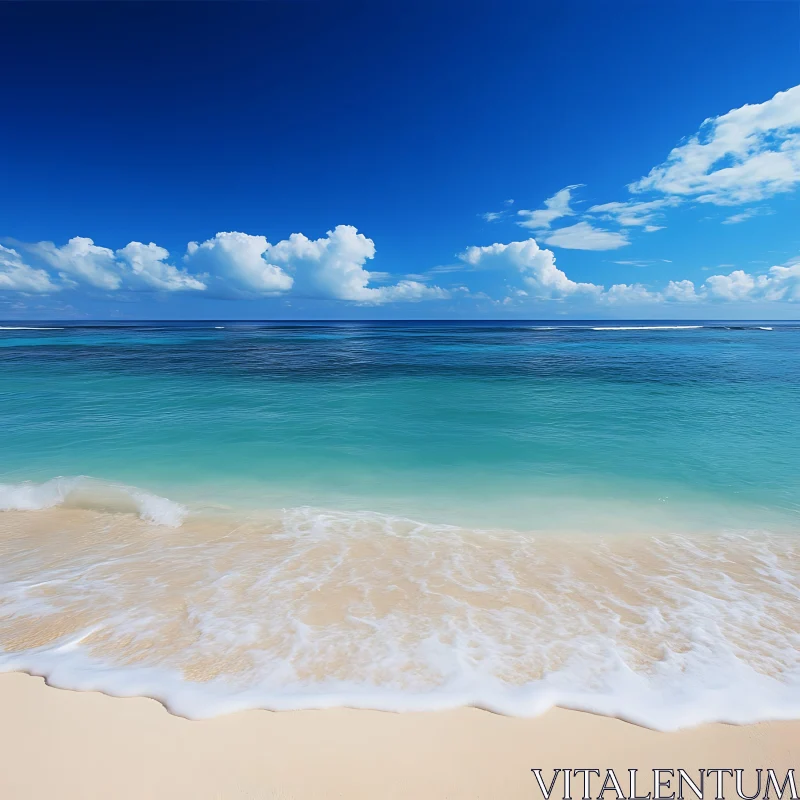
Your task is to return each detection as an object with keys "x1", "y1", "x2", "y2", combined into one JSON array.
[
  {"x1": 0, "y1": 501, "x2": 797, "y2": 730},
  {"x1": 592, "y1": 325, "x2": 703, "y2": 331}
]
